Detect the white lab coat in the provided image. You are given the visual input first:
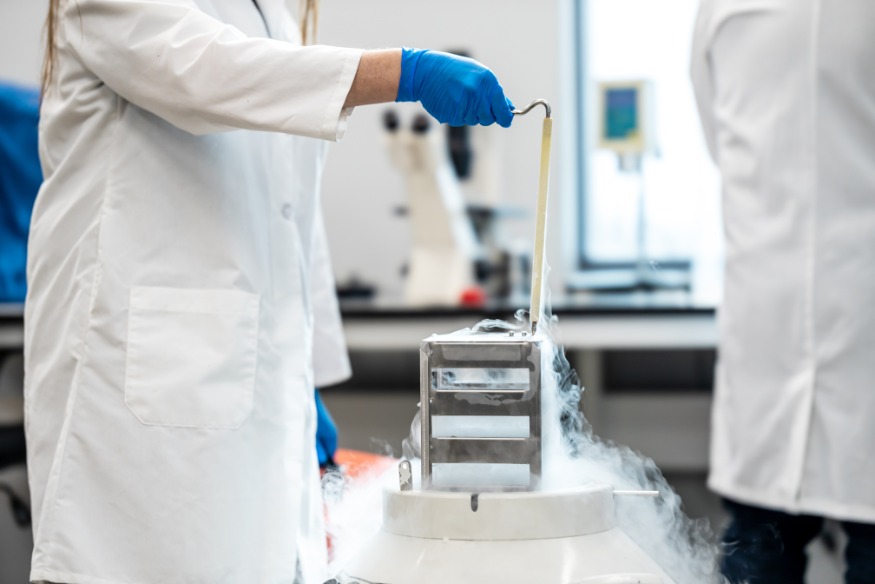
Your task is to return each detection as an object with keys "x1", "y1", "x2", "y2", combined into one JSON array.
[
  {"x1": 692, "y1": 0, "x2": 875, "y2": 523},
  {"x1": 24, "y1": 0, "x2": 359, "y2": 582}
]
